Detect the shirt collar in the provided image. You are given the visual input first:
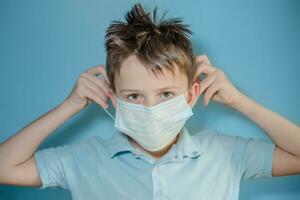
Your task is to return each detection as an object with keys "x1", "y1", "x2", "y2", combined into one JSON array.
[
  {"x1": 175, "y1": 126, "x2": 206, "y2": 159},
  {"x1": 104, "y1": 126, "x2": 206, "y2": 159},
  {"x1": 104, "y1": 130, "x2": 135, "y2": 159}
]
